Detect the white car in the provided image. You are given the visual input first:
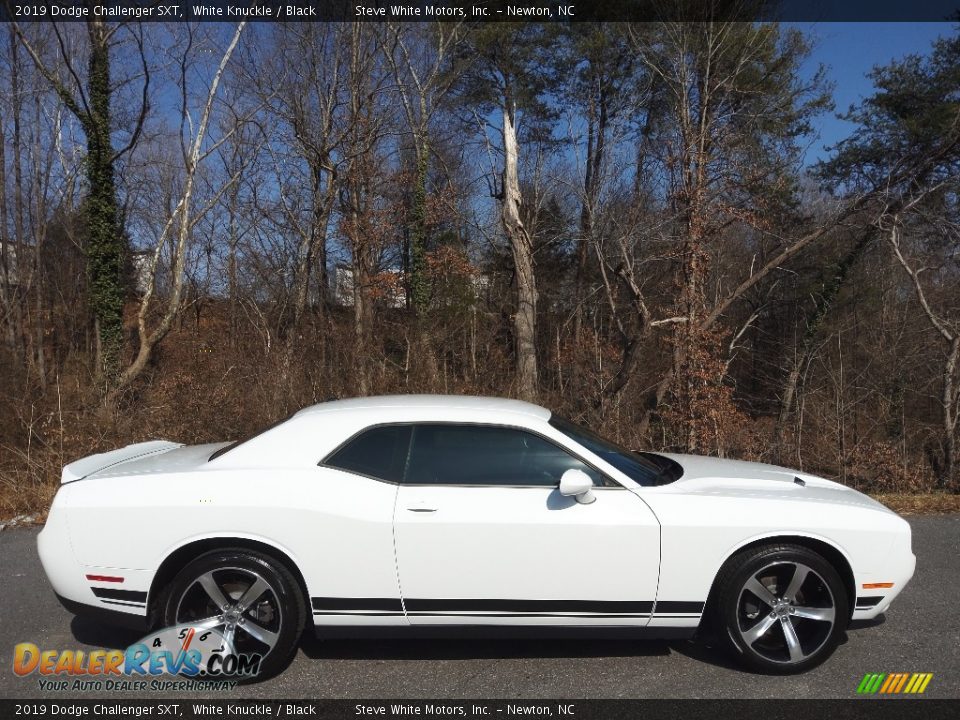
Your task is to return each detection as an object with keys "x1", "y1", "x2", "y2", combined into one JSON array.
[{"x1": 39, "y1": 395, "x2": 915, "y2": 678}]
